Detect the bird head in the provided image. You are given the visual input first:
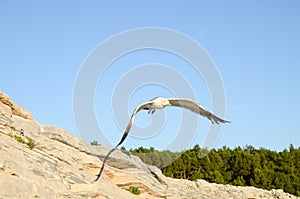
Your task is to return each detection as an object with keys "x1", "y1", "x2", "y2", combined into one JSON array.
[
  {"x1": 161, "y1": 98, "x2": 172, "y2": 107},
  {"x1": 152, "y1": 97, "x2": 172, "y2": 109}
]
